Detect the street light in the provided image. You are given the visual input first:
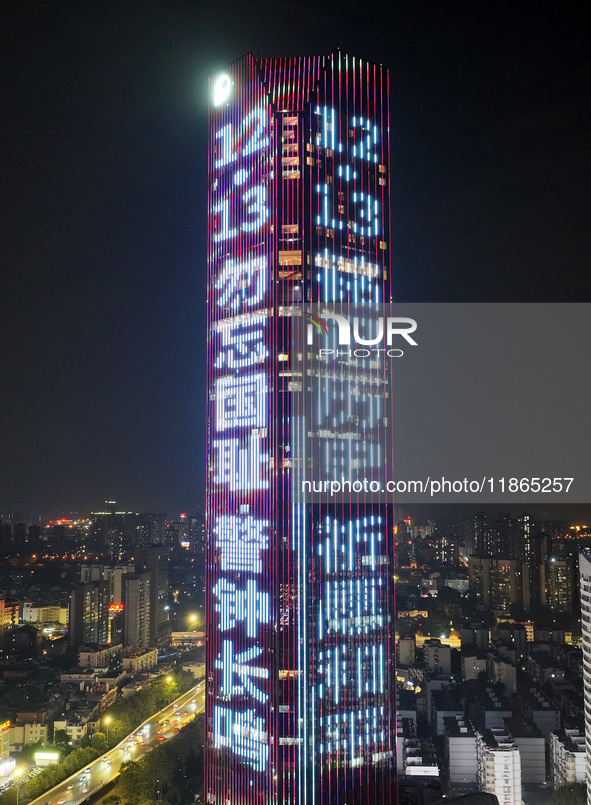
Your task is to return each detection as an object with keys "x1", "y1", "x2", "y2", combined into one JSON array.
[
  {"x1": 15, "y1": 768, "x2": 24, "y2": 805},
  {"x1": 104, "y1": 715, "x2": 111, "y2": 742},
  {"x1": 166, "y1": 676, "x2": 173, "y2": 704}
]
